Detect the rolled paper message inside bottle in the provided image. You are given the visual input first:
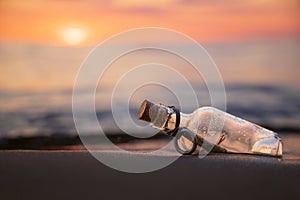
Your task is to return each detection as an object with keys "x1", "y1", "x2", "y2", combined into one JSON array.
[{"x1": 137, "y1": 99, "x2": 283, "y2": 157}]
